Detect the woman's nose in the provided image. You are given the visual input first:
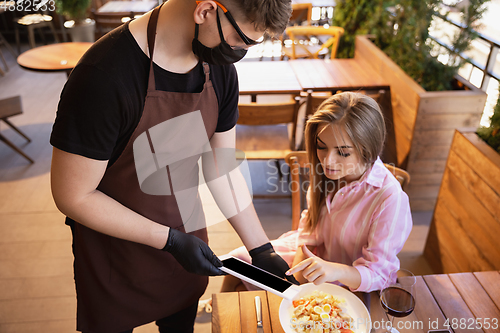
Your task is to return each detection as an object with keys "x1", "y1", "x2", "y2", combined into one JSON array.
[{"x1": 324, "y1": 150, "x2": 338, "y2": 165}]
